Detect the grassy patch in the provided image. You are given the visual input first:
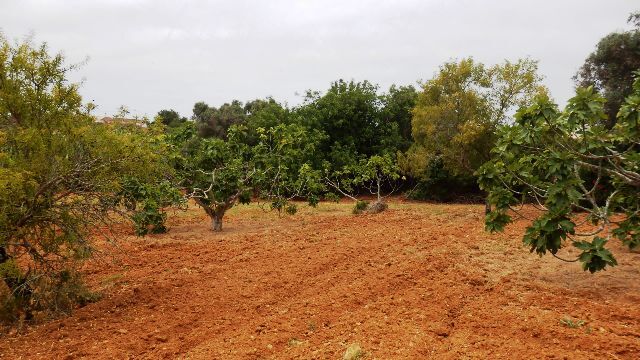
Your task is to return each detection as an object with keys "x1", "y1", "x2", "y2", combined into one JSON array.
[
  {"x1": 560, "y1": 317, "x2": 586, "y2": 329},
  {"x1": 287, "y1": 338, "x2": 304, "y2": 347},
  {"x1": 343, "y1": 343, "x2": 365, "y2": 360},
  {"x1": 100, "y1": 273, "x2": 124, "y2": 289}
]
